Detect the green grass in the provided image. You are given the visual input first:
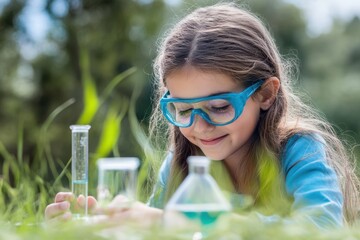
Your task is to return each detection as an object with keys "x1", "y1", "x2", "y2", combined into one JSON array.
[{"x1": 2, "y1": 210, "x2": 360, "y2": 239}]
